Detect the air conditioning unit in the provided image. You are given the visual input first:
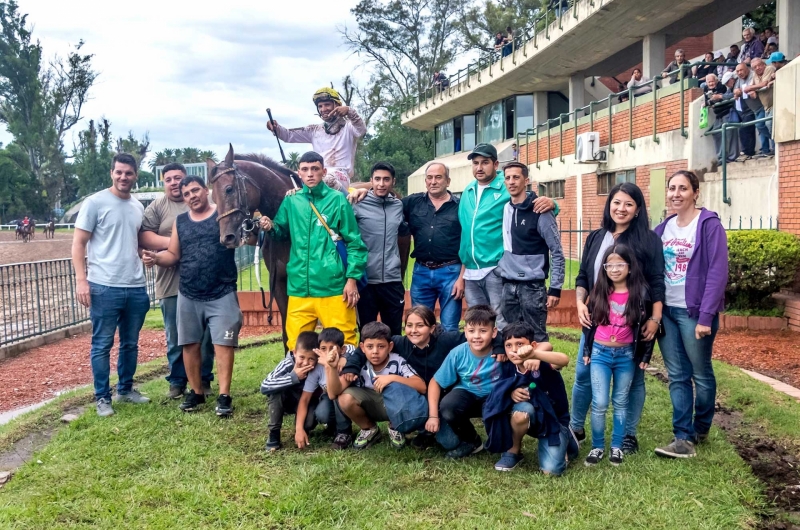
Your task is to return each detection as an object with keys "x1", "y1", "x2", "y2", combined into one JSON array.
[{"x1": 576, "y1": 132, "x2": 605, "y2": 163}]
